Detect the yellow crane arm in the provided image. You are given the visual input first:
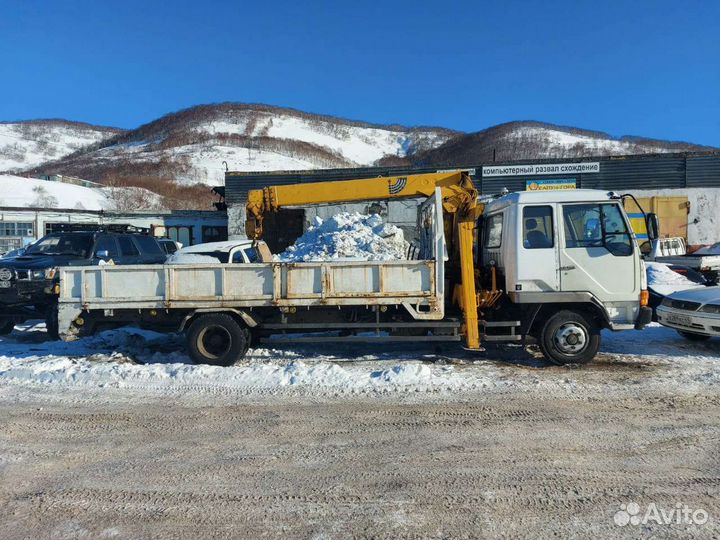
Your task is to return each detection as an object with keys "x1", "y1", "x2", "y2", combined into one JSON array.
[{"x1": 245, "y1": 171, "x2": 478, "y2": 238}]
